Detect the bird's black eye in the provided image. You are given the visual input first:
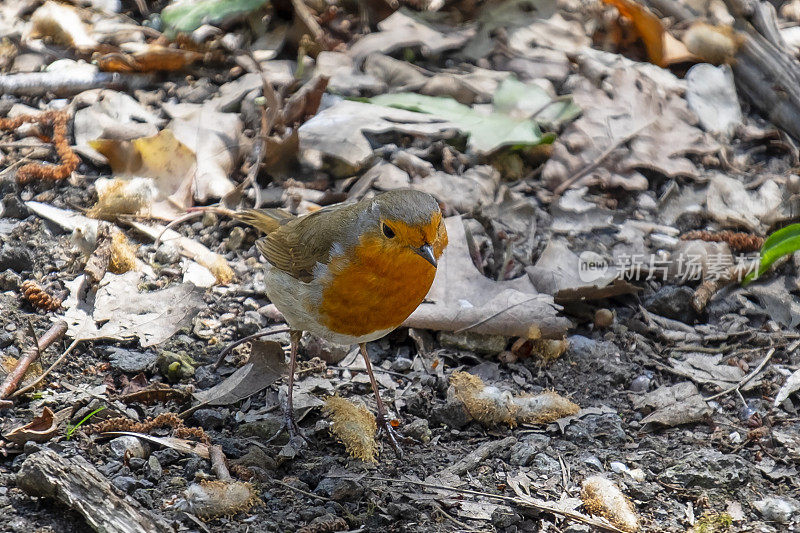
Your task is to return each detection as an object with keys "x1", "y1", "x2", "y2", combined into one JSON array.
[{"x1": 382, "y1": 223, "x2": 395, "y2": 239}]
